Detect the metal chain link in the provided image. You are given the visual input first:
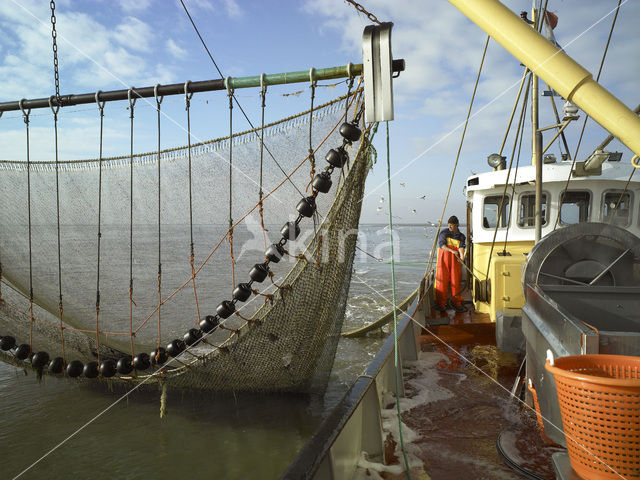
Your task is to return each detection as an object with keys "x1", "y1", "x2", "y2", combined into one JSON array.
[
  {"x1": 50, "y1": 0, "x2": 62, "y2": 106},
  {"x1": 344, "y1": 0, "x2": 381, "y2": 24}
]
